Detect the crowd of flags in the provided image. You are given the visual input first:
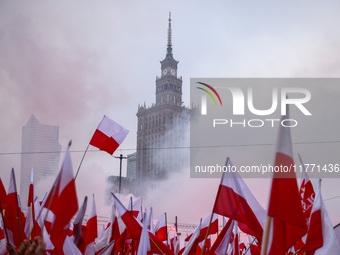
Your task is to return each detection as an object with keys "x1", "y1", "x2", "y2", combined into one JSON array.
[{"x1": 0, "y1": 114, "x2": 340, "y2": 254}]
